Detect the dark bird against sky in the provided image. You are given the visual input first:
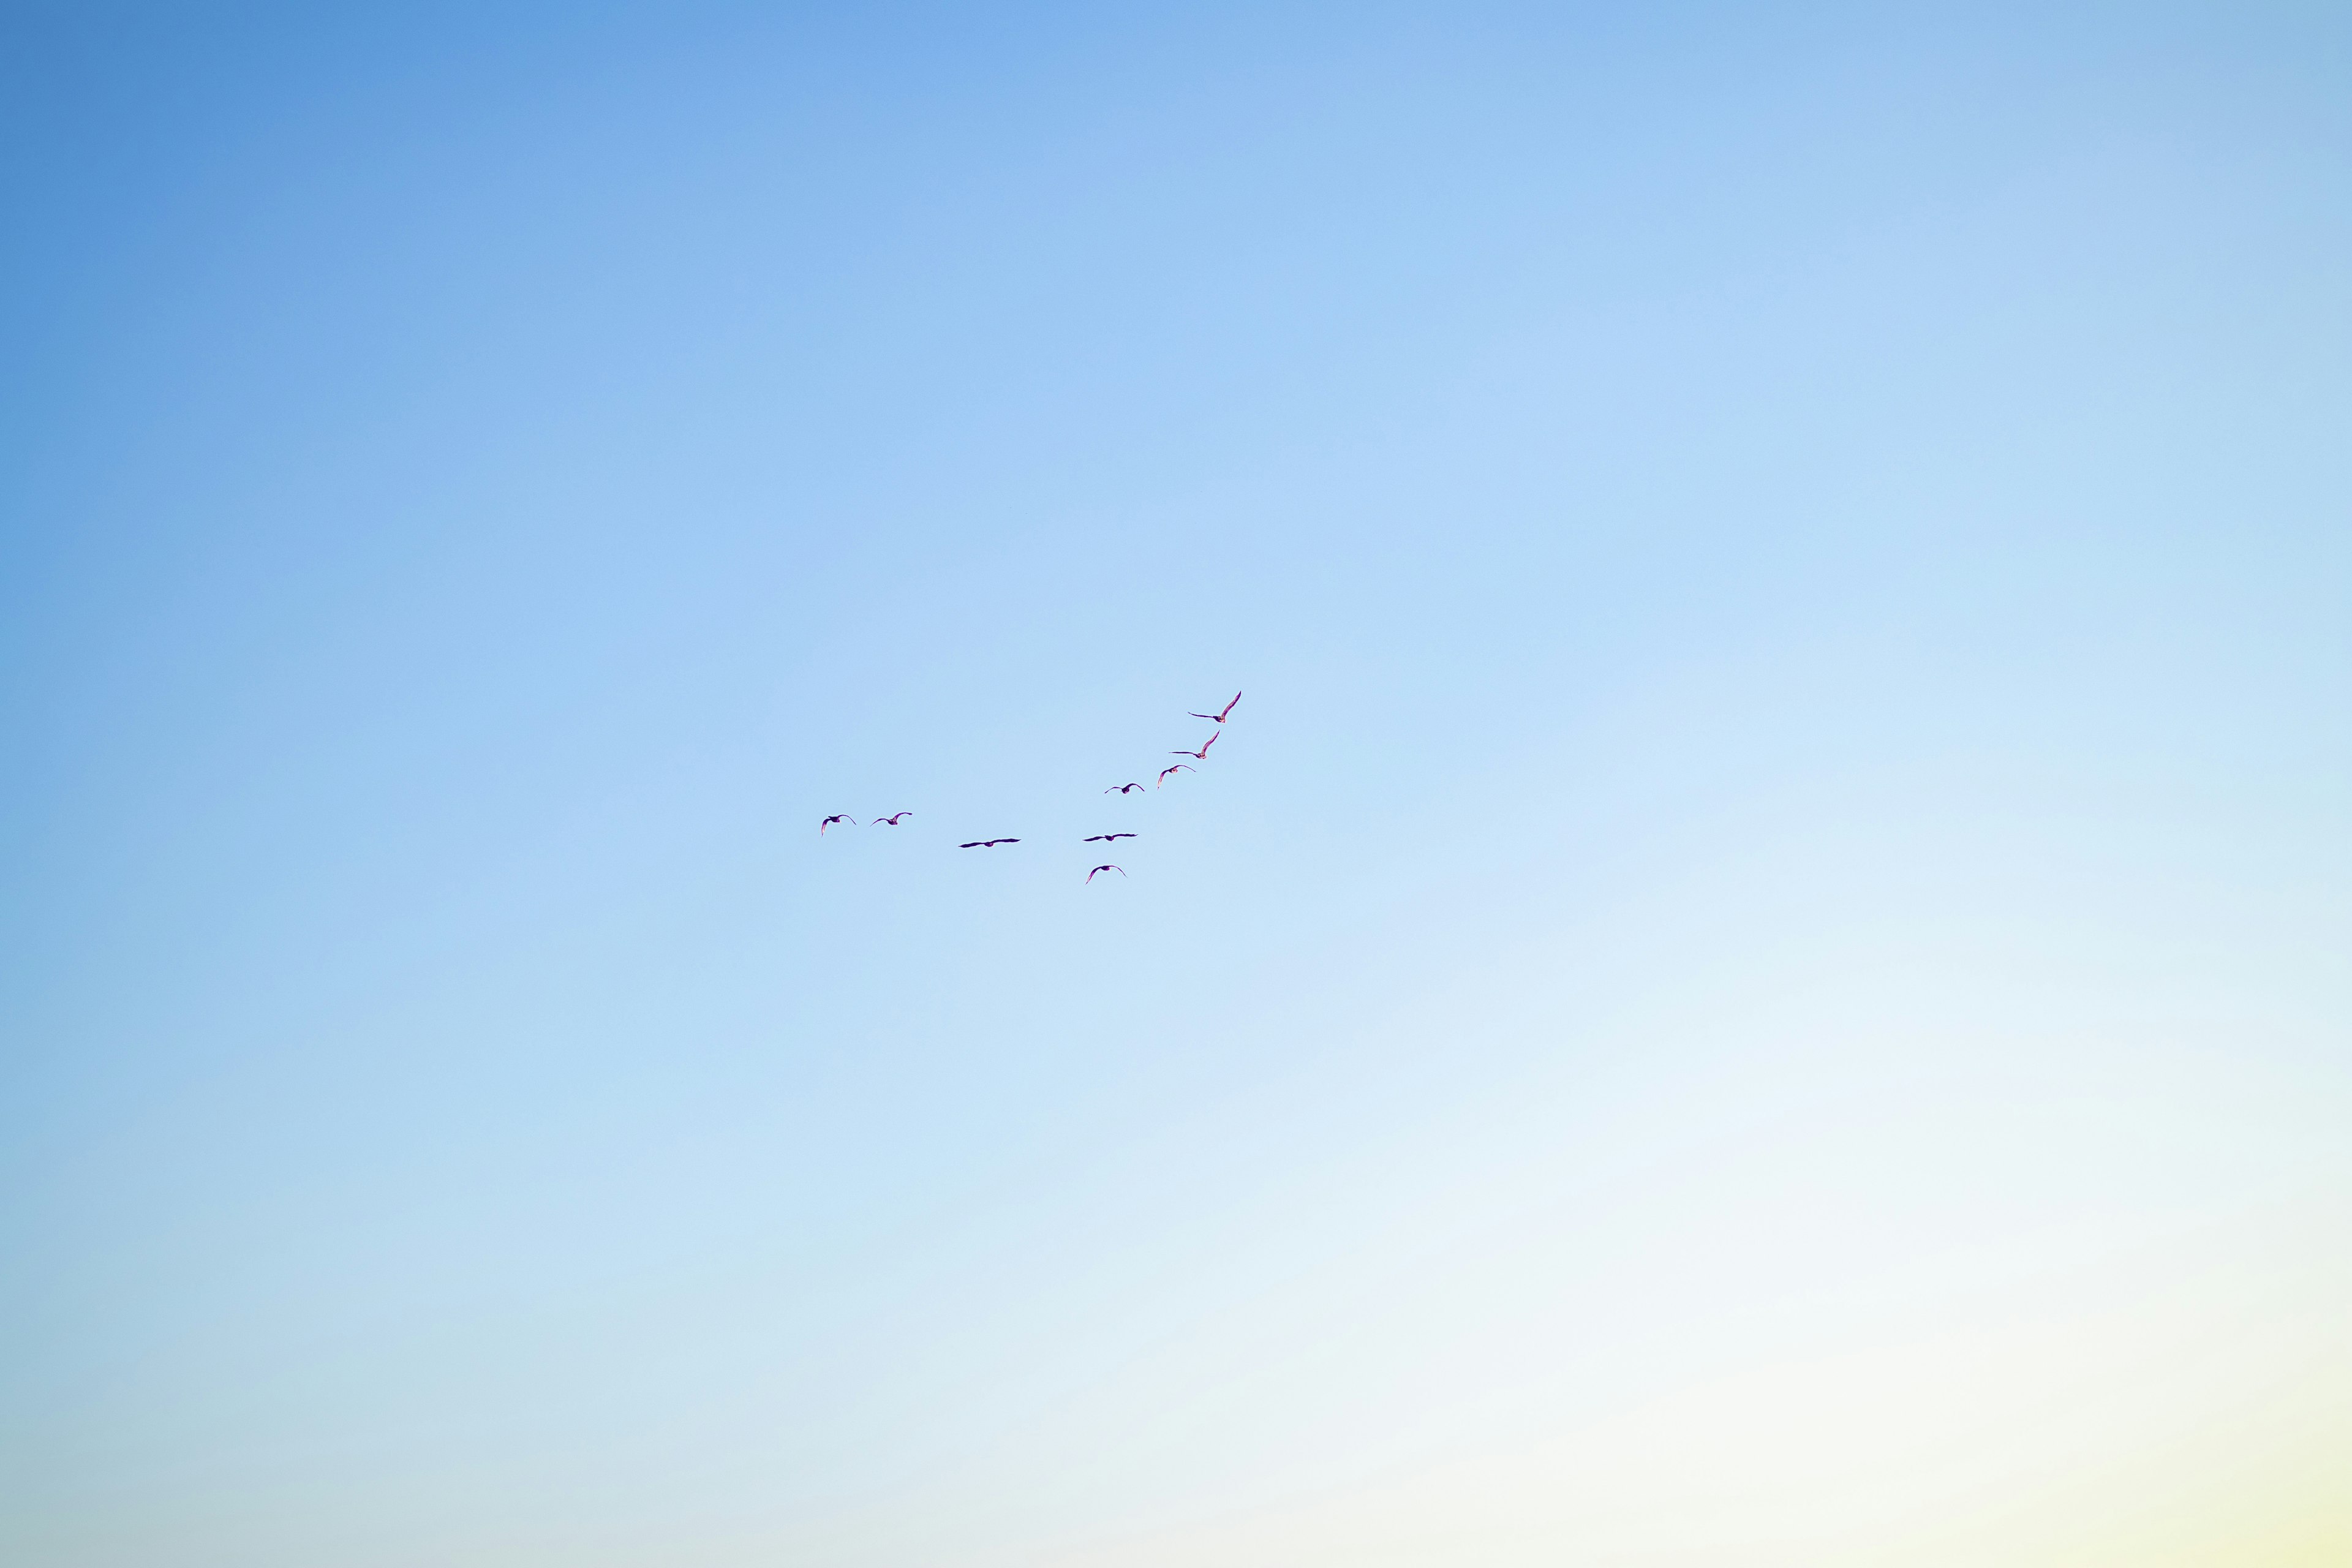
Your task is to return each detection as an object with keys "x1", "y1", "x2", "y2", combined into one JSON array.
[
  {"x1": 1104, "y1": 782, "x2": 1144, "y2": 794},
  {"x1": 1189, "y1": 692, "x2": 1242, "y2": 723},
  {"x1": 819, "y1": 814, "x2": 856, "y2": 834},
  {"x1": 1085, "y1": 864, "x2": 1126, "y2": 882},
  {"x1": 873, "y1": 812, "x2": 911, "y2": 825},
  {"x1": 1083, "y1": 833, "x2": 1136, "y2": 843},
  {"x1": 1157, "y1": 764, "x2": 1195, "y2": 788},
  {"x1": 1171, "y1": 731, "x2": 1219, "y2": 760},
  {"x1": 958, "y1": 838, "x2": 1020, "y2": 848}
]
